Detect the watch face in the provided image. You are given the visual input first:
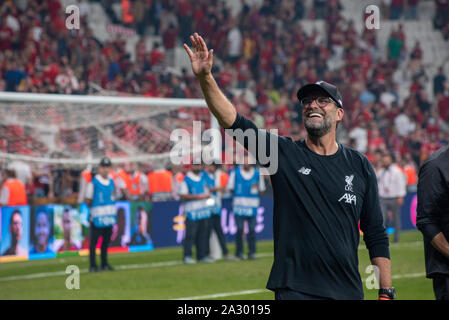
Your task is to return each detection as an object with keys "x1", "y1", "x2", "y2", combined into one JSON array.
[
  {"x1": 389, "y1": 288, "x2": 397, "y2": 299},
  {"x1": 380, "y1": 287, "x2": 396, "y2": 299}
]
